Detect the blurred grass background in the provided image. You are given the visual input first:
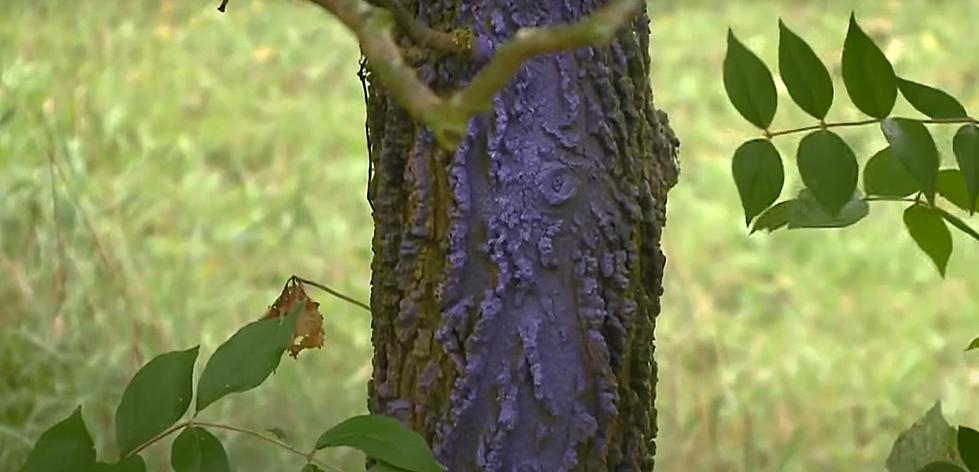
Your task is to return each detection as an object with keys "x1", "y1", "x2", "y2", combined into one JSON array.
[{"x1": 1, "y1": 0, "x2": 977, "y2": 470}]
